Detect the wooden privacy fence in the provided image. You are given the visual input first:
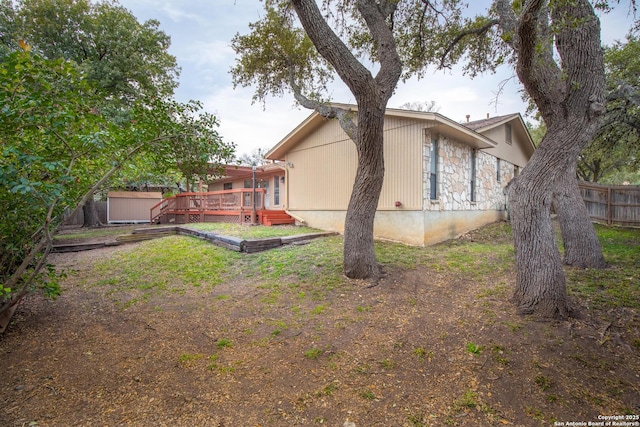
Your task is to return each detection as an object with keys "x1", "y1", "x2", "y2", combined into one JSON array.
[{"x1": 578, "y1": 182, "x2": 640, "y2": 227}]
